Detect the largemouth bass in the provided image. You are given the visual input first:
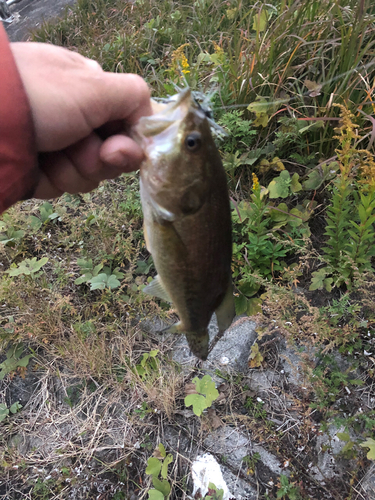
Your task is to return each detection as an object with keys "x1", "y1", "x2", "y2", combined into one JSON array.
[{"x1": 134, "y1": 89, "x2": 234, "y2": 360}]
